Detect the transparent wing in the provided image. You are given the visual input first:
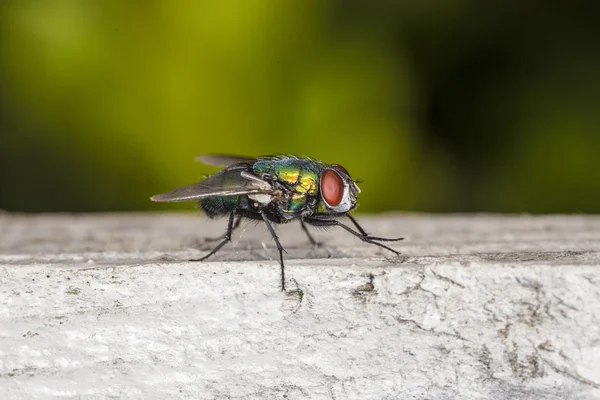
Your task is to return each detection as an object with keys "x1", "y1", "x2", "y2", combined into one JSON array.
[
  {"x1": 151, "y1": 166, "x2": 273, "y2": 203},
  {"x1": 195, "y1": 154, "x2": 255, "y2": 167}
]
